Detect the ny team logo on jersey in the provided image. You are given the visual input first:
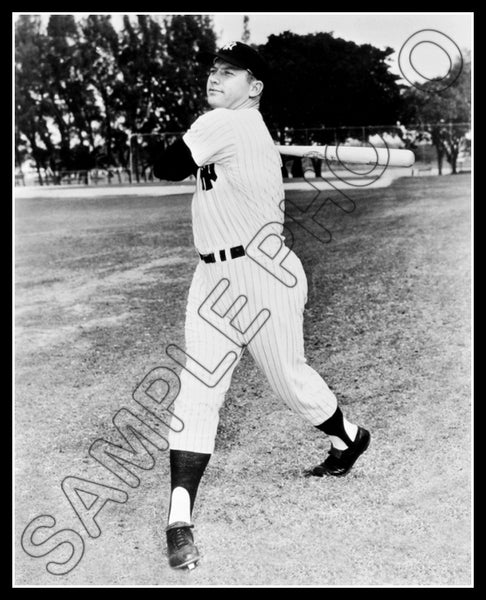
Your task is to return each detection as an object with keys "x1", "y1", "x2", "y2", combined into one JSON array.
[{"x1": 200, "y1": 164, "x2": 217, "y2": 191}]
